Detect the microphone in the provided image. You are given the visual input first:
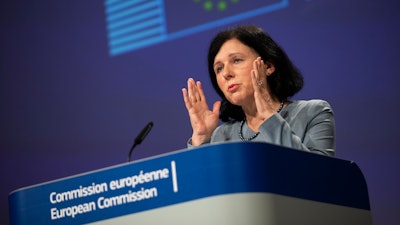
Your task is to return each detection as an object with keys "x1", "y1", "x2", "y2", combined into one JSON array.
[{"x1": 127, "y1": 122, "x2": 154, "y2": 162}]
